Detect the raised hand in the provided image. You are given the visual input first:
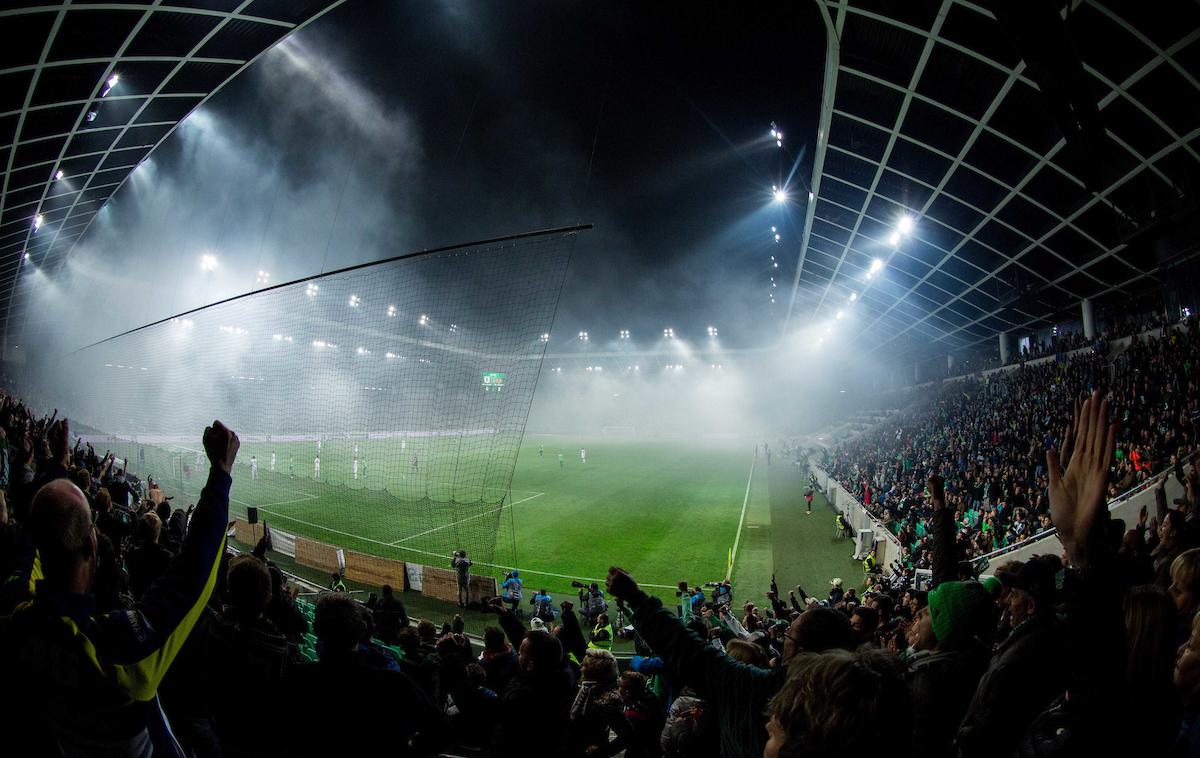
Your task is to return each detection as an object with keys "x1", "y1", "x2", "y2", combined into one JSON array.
[
  {"x1": 607, "y1": 566, "x2": 640, "y2": 602},
  {"x1": 1046, "y1": 389, "x2": 1116, "y2": 567},
  {"x1": 927, "y1": 474, "x2": 945, "y2": 510},
  {"x1": 203, "y1": 421, "x2": 240, "y2": 474}
]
